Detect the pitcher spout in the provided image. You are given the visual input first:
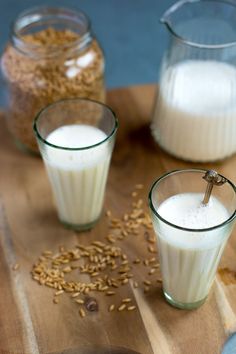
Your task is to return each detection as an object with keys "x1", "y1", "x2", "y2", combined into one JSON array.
[
  {"x1": 160, "y1": 0, "x2": 190, "y2": 25},
  {"x1": 160, "y1": 0, "x2": 236, "y2": 48}
]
